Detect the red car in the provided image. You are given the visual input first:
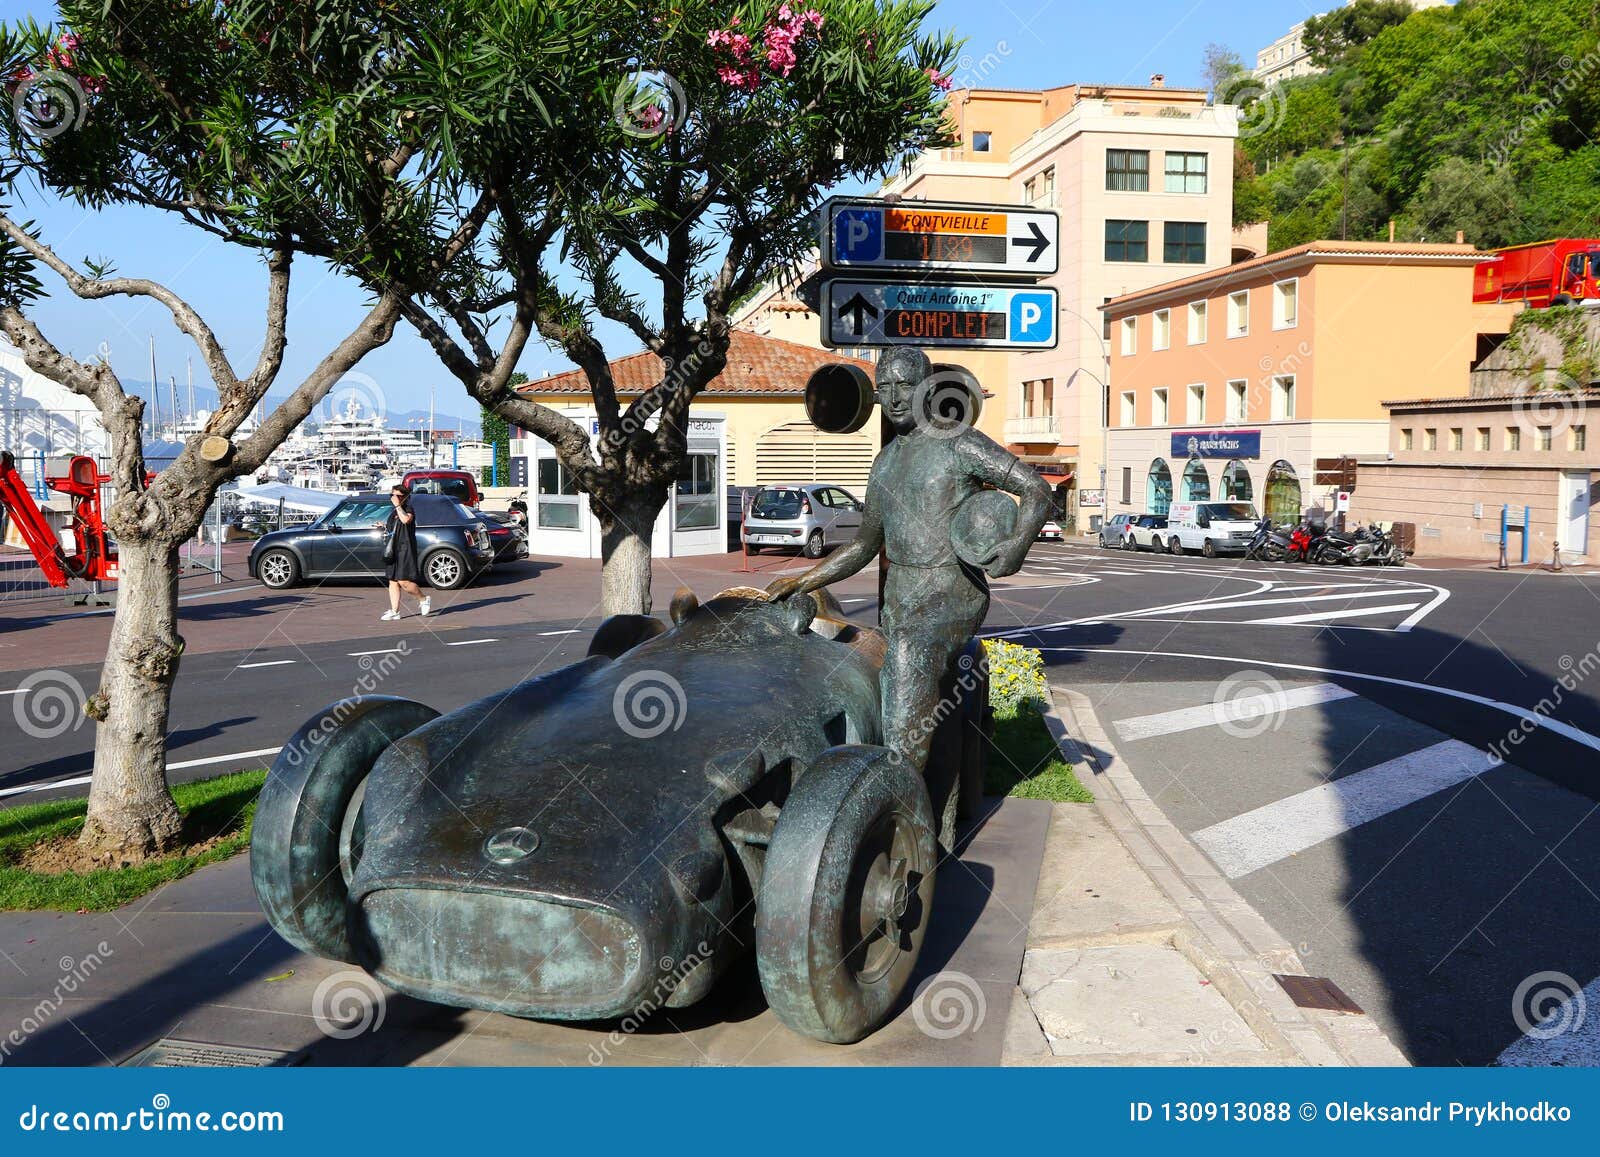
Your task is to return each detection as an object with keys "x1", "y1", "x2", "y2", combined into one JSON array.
[{"x1": 400, "y1": 468, "x2": 481, "y2": 507}]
